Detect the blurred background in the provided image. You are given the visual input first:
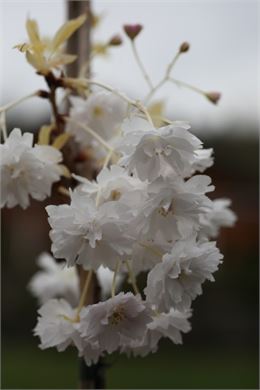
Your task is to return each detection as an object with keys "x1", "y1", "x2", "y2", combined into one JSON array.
[{"x1": 1, "y1": 0, "x2": 259, "y2": 389}]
